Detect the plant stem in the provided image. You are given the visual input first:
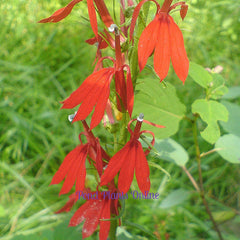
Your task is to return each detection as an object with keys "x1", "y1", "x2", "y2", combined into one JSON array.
[
  {"x1": 192, "y1": 117, "x2": 224, "y2": 240},
  {"x1": 182, "y1": 166, "x2": 200, "y2": 192},
  {"x1": 109, "y1": 219, "x2": 118, "y2": 240}
]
